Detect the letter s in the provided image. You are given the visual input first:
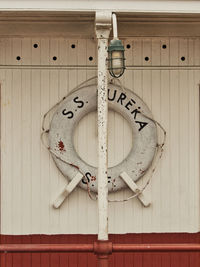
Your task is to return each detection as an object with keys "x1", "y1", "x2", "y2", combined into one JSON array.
[
  {"x1": 62, "y1": 109, "x2": 74, "y2": 119},
  {"x1": 73, "y1": 96, "x2": 84, "y2": 108}
]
